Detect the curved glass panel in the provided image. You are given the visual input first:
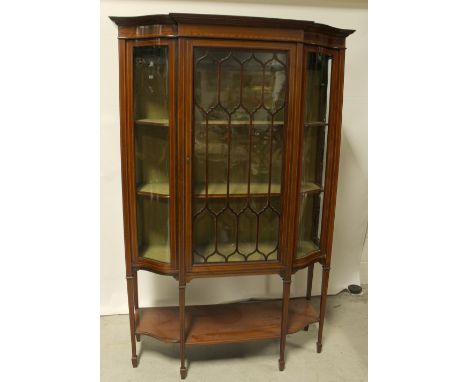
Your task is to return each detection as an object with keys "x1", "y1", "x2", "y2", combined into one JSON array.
[
  {"x1": 192, "y1": 48, "x2": 288, "y2": 264},
  {"x1": 296, "y1": 52, "x2": 332, "y2": 258},
  {"x1": 133, "y1": 46, "x2": 170, "y2": 263}
]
